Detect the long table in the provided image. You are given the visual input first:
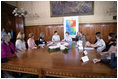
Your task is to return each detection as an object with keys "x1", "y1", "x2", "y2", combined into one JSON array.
[{"x1": 1, "y1": 43, "x2": 117, "y2": 78}]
